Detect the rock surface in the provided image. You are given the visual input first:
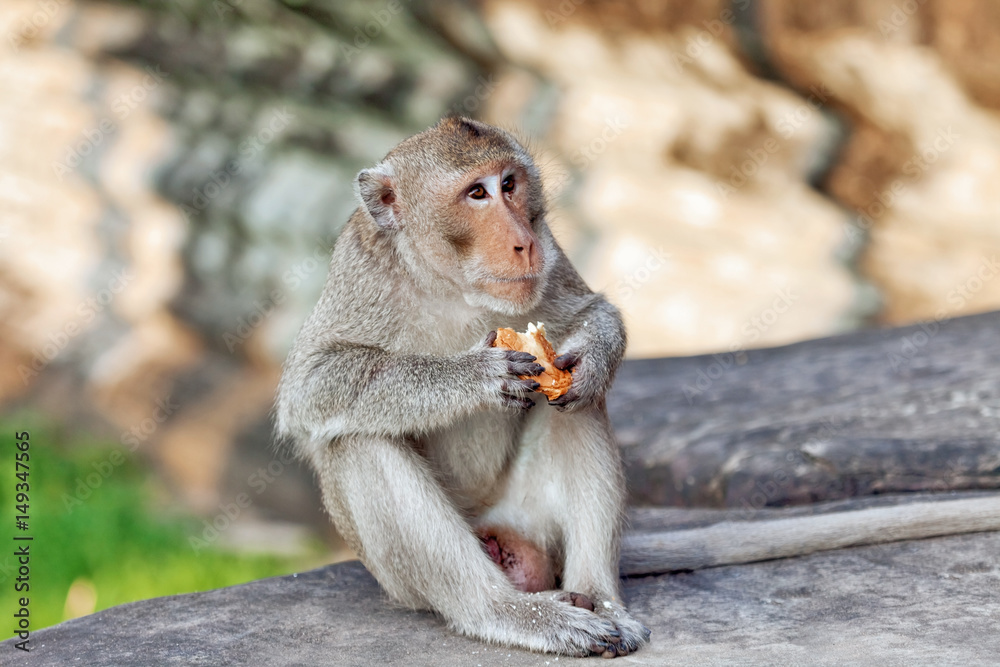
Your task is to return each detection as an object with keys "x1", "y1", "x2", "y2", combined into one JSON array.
[
  {"x1": 7, "y1": 524, "x2": 999, "y2": 665},
  {"x1": 613, "y1": 310, "x2": 1000, "y2": 508}
]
